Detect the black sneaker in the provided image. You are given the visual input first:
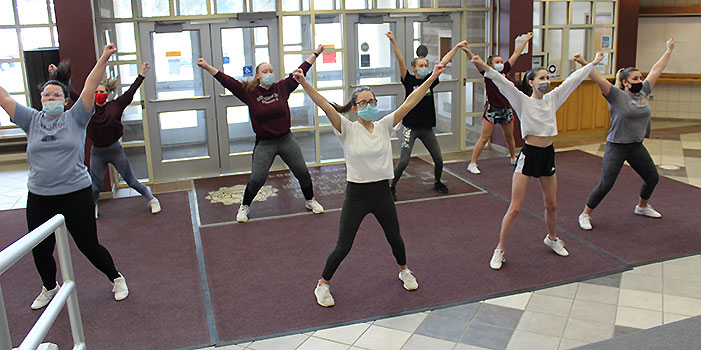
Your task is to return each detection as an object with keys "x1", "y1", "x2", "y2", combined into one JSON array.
[
  {"x1": 434, "y1": 181, "x2": 449, "y2": 194},
  {"x1": 390, "y1": 186, "x2": 397, "y2": 201}
]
